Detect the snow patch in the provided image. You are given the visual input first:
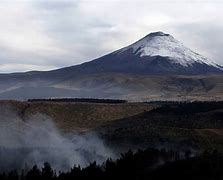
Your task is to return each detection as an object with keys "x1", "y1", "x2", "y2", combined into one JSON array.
[{"x1": 118, "y1": 32, "x2": 220, "y2": 68}]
